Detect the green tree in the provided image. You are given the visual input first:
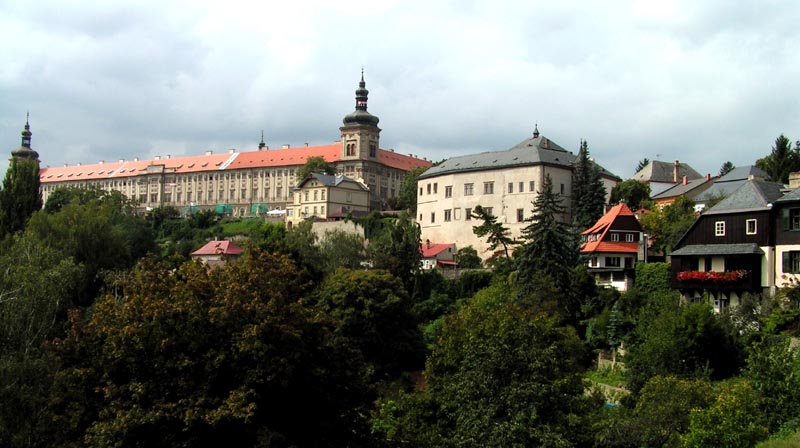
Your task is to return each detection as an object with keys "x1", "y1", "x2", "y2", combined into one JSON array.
[
  {"x1": 516, "y1": 173, "x2": 578, "y2": 296},
  {"x1": 639, "y1": 195, "x2": 697, "y2": 255},
  {"x1": 0, "y1": 157, "x2": 41, "y2": 236},
  {"x1": 683, "y1": 380, "x2": 768, "y2": 448},
  {"x1": 626, "y1": 299, "x2": 743, "y2": 395},
  {"x1": 744, "y1": 336, "x2": 800, "y2": 433},
  {"x1": 50, "y1": 252, "x2": 373, "y2": 447},
  {"x1": 396, "y1": 166, "x2": 428, "y2": 213},
  {"x1": 635, "y1": 158, "x2": 650, "y2": 174},
  {"x1": 388, "y1": 282, "x2": 599, "y2": 447},
  {"x1": 367, "y1": 212, "x2": 422, "y2": 294},
  {"x1": 295, "y1": 155, "x2": 336, "y2": 182},
  {"x1": 454, "y1": 246, "x2": 482, "y2": 269},
  {"x1": 572, "y1": 139, "x2": 607, "y2": 229},
  {"x1": 315, "y1": 269, "x2": 424, "y2": 378},
  {"x1": 318, "y1": 228, "x2": 366, "y2": 274},
  {"x1": 471, "y1": 205, "x2": 516, "y2": 259},
  {"x1": 755, "y1": 134, "x2": 800, "y2": 184},
  {"x1": 609, "y1": 179, "x2": 651, "y2": 211},
  {"x1": 719, "y1": 161, "x2": 735, "y2": 177}
]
